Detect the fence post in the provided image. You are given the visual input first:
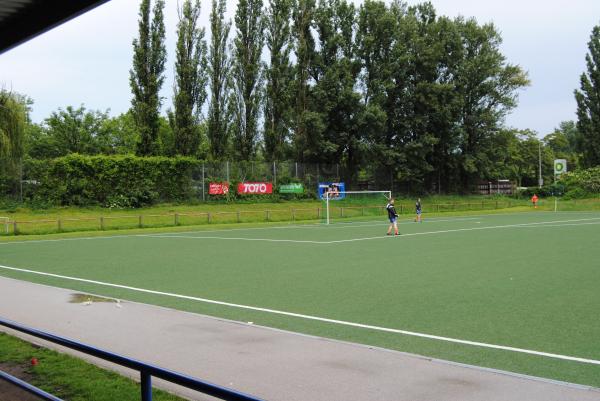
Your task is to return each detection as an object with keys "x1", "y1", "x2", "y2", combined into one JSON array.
[
  {"x1": 362, "y1": 207, "x2": 365, "y2": 216},
  {"x1": 57, "y1": 219, "x2": 62, "y2": 232},
  {"x1": 139, "y1": 215, "x2": 143, "y2": 228},
  {"x1": 266, "y1": 210, "x2": 270, "y2": 222},
  {"x1": 237, "y1": 211, "x2": 241, "y2": 223},
  {"x1": 140, "y1": 370, "x2": 152, "y2": 401},
  {"x1": 495, "y1": 200, "x2": 498, "y2": 209},
  {"x1": 100, "y1": 217, "x2": 105, "y2": 230},
  {"x1": 201, "y1": 163, "x2": 205, "y2": 202},
  {"x1": 400, "y1": 205, "x2": 404, "y2": 214},
  {"x1": 13, "y1": 221, "x2": 18, "y2": 235},
  {"x1": 207, "y1": 212, "x2": 211, "y2": 224},
  {"x1": 437, "y1": 204, "x2": 439, "y2": 213},
  {"x1": 317, "y1": 208, "x2": 321, "y2": 219},
  {"x1": 174, "y1": 213, "x2": 179, "y2": 226},
  {"x1": 292, "y1": 209, "x2": 295, "y2": 221}
]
